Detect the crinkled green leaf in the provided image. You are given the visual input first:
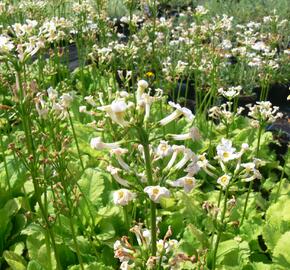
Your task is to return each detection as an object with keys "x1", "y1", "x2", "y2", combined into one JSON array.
[
  {"x1": 273, "y1": 231, "x2": 290, "y2": 269},
  {"x1": 3, "y1": 250, "x2": 27, "y2": 270}
]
